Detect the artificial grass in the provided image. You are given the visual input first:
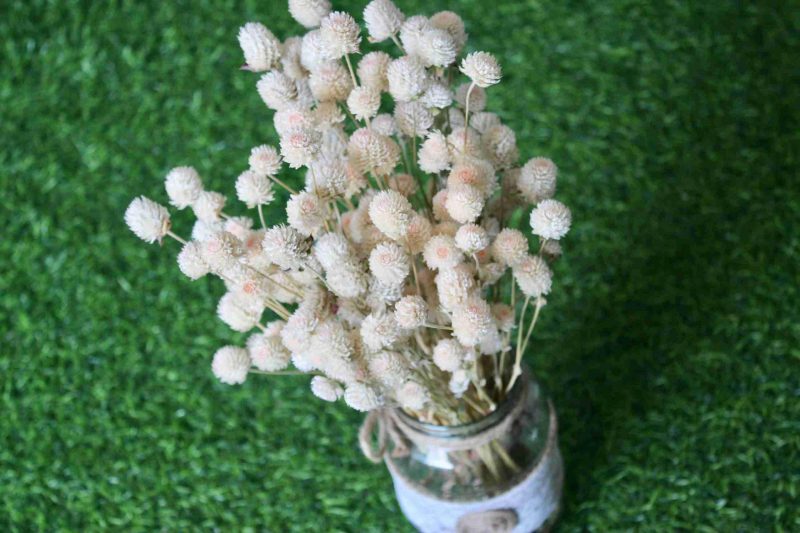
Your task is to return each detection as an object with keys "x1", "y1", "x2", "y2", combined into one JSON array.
[{"x1": 1, "y1": 0, "x2": 799, "y2": 530}]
